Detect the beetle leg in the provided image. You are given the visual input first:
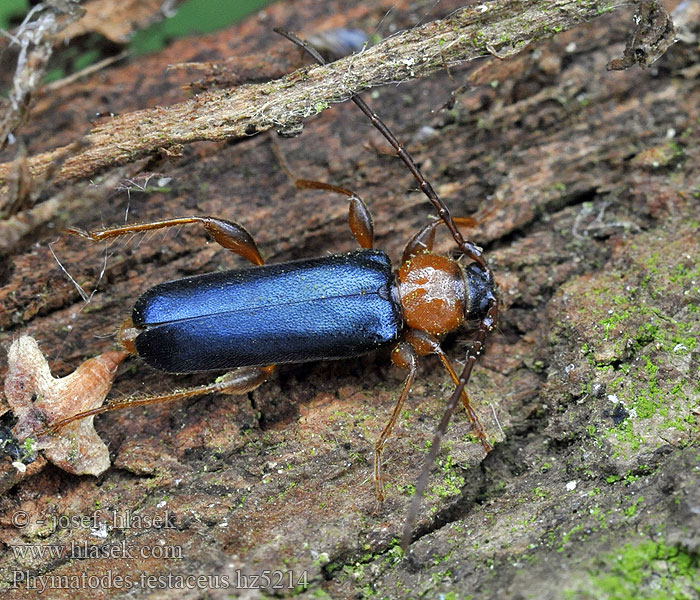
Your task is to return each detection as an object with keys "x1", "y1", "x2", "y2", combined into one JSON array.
[
  {"x1": 401, "y1": 216, "x2": 478, "y2": 262},
  {"x1": 402, "y1": 300, "x2": 498, "y2": 549},
  {"x1": 433, "y1": 348, "x2": 491, "y2": 452},
  {"x1": 37, "y1": 366, "x2": 275, "y2": 436},
  {"x1": 401, "y1": 220, "x2": 439, "y2": 262},
  {"x1": 295, "y1": 179, "x2": 374, "y2": 249},
  {"x1": 67, "y1": 216, "x2": 264, "y2": 266},
  {"x1": 373, "y1": 342, "x2": 418, "y2": 503},
  {"x1": 272, "y1": 134, "x2": 374, "y2": 248},
  {"x1": 404, "y1": 329, "x2": 491, "y2": 452}
]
